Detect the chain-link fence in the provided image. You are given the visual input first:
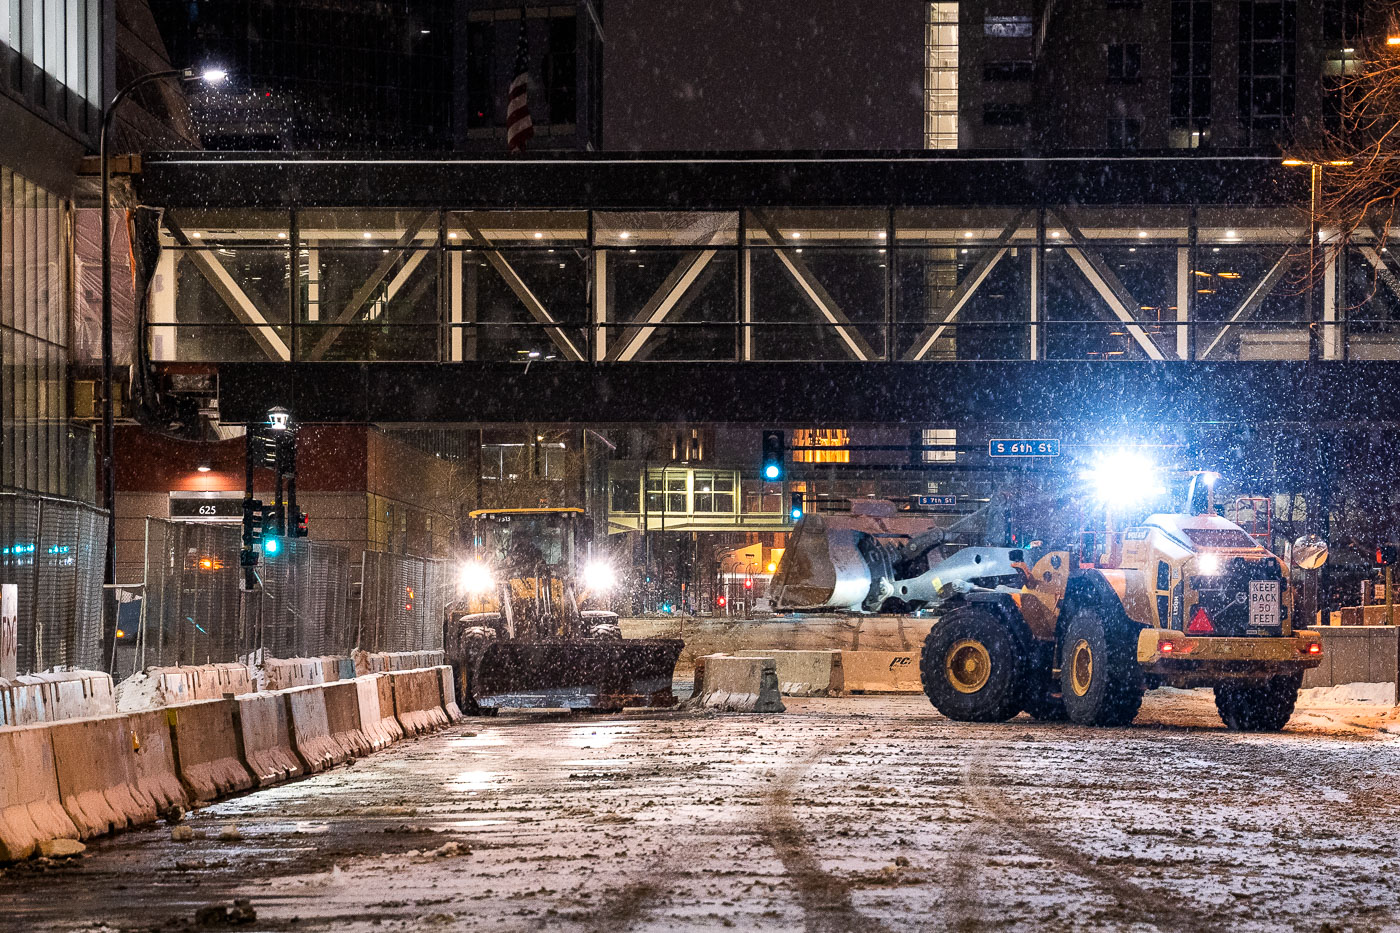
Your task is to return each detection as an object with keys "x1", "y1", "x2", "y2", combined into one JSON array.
[
  {"x1": 358, "y1": 550, "x2": 448, "y2": 653},
  {"x1": 140, "y1": 519, "x2": 248, "y2": 667},
  {"x1": 0, "y1": 491, "x2": 107, "y2": 673},
  {"x1": 140, "y1": 518, "x2": 438, "y2": 665},
  {"x1": 251, "y1": 539, "x2": 355, "y2": 660}
]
